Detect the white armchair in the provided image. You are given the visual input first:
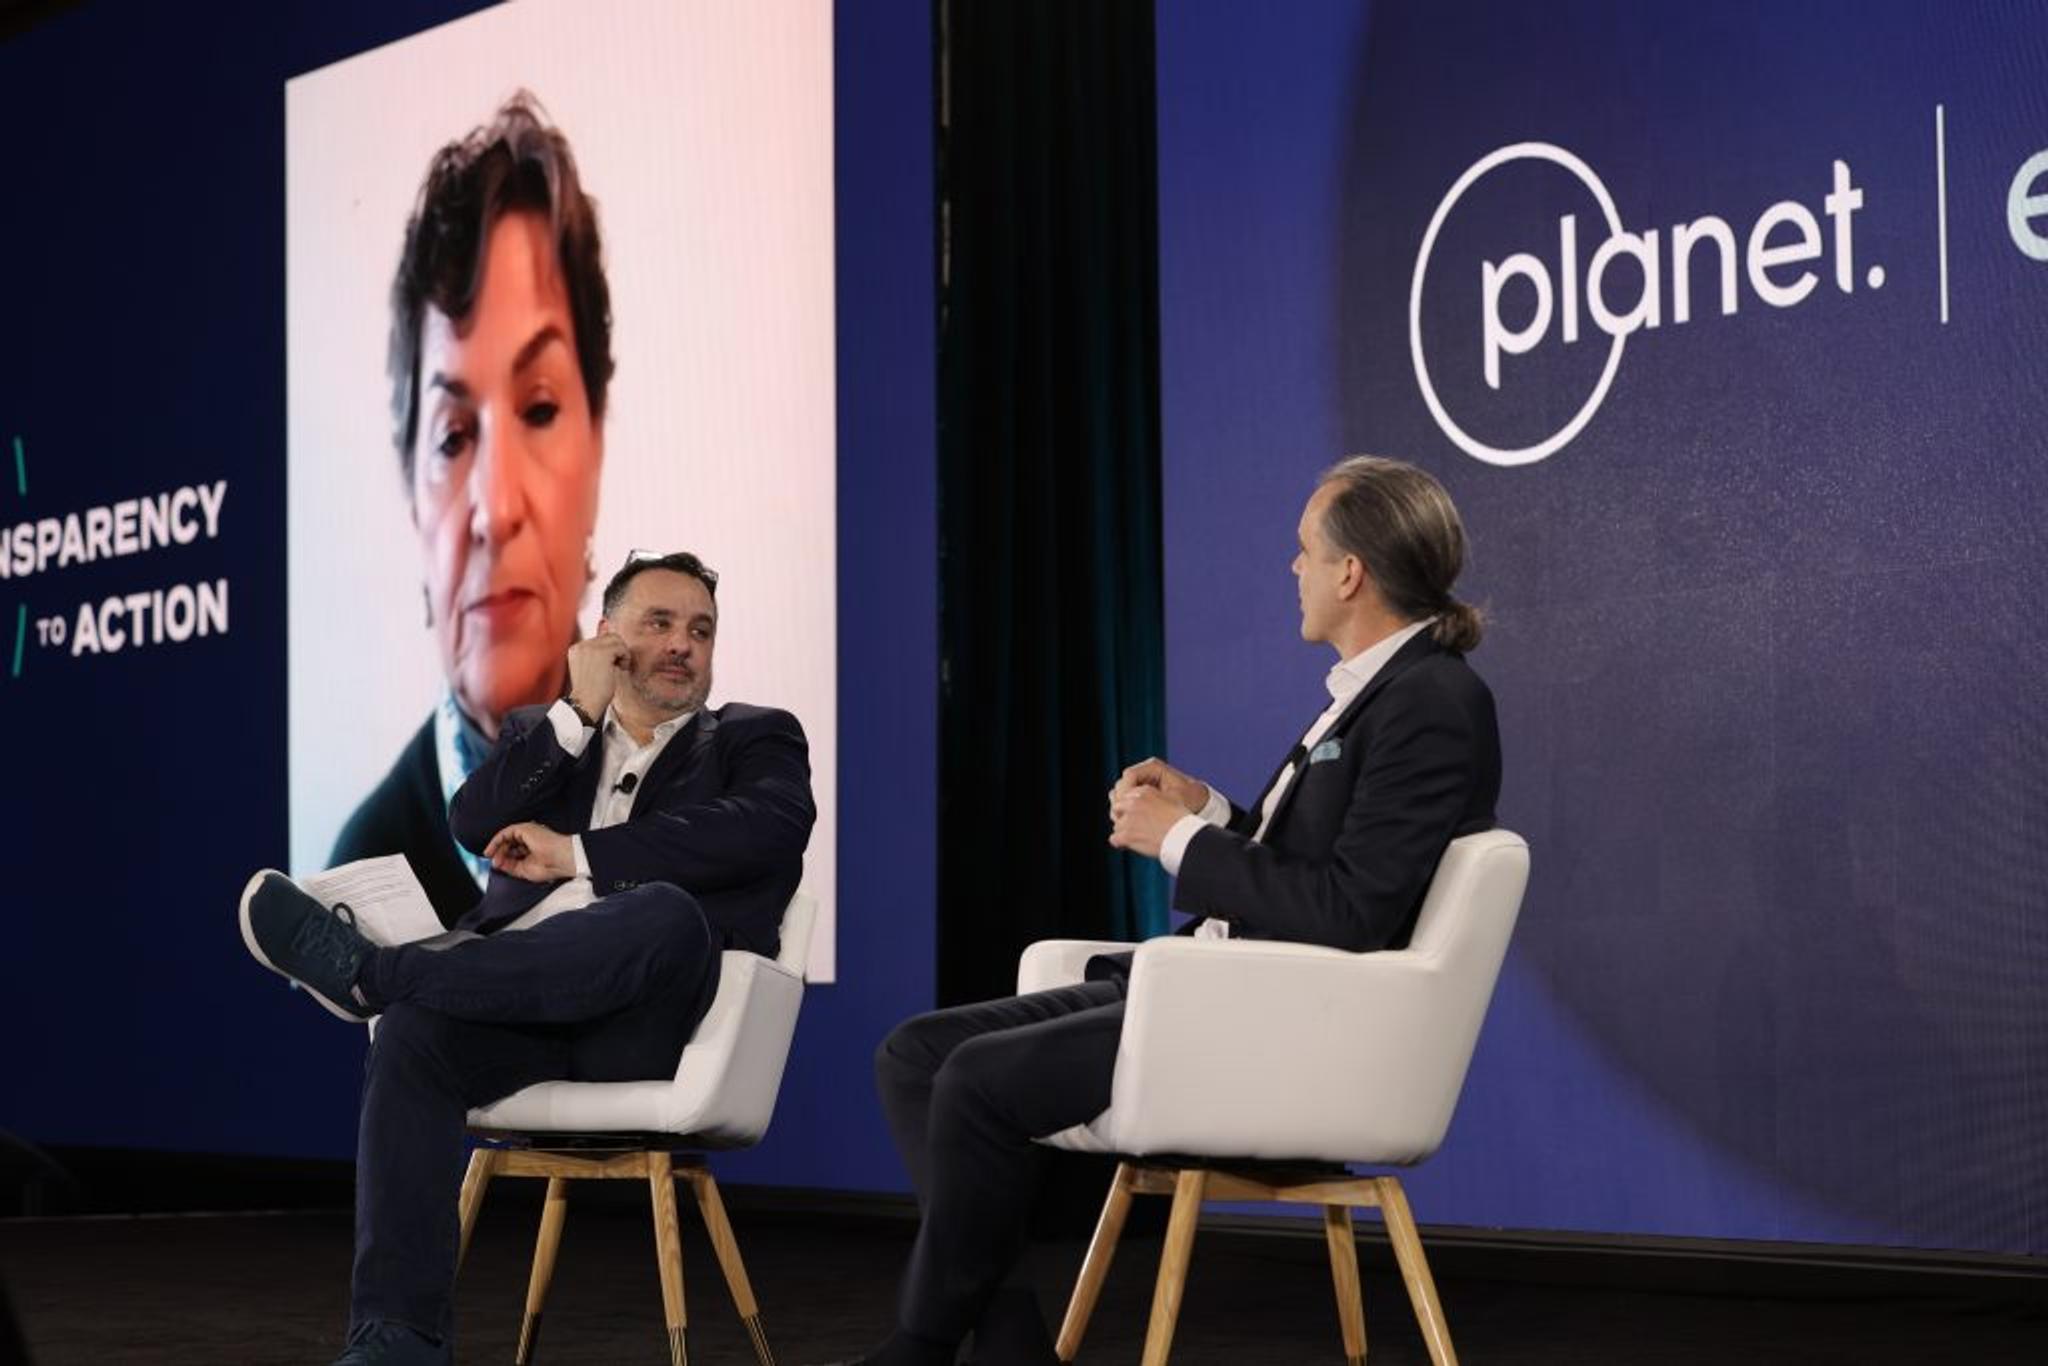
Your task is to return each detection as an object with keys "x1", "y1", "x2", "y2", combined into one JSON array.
[
  {"x1": 453, "y1": 892, "x2": 817, "y2": 1366},
  {"x1": 1021, "y1": 830, "x2": 1529, "y2": 1366}
]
